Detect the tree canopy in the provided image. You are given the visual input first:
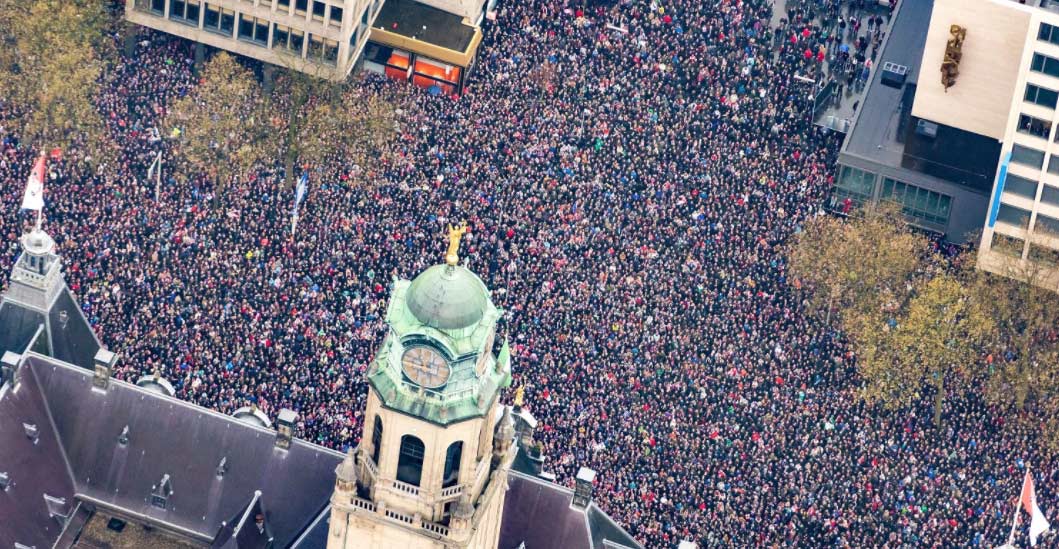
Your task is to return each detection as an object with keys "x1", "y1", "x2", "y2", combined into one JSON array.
[
  {"x1": 165, "y1": 52, "x2": 273, "y2": 186},
  {"x1": 0, "y1": 0, "x2": 111, "y2": 159}
]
